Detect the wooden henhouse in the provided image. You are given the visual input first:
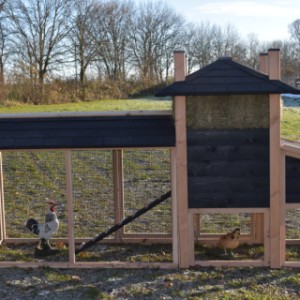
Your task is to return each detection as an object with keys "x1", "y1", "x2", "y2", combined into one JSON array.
[
  {"x1": 1, "y1": 49, "x2": 300, "y2": 269},
  {"x1": 156, "y1": 49, "x2": 300, "y2": 268}
]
